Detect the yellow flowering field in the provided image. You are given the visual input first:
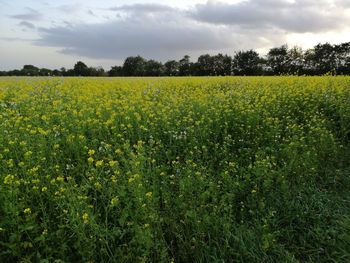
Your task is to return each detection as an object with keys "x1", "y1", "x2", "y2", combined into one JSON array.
[{"x1": 0, "y1": 77, "x2": 349, "y2": 262}]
